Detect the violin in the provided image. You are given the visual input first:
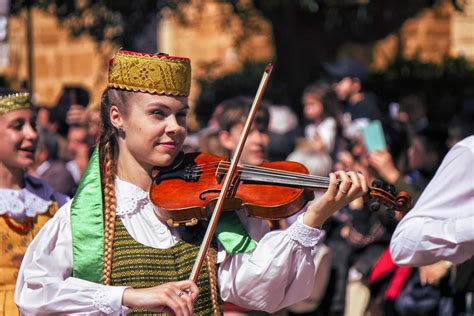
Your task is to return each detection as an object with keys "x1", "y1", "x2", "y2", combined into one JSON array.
[{"x1": 150, "y1": 152, "x2": 412, "y2": 227}]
